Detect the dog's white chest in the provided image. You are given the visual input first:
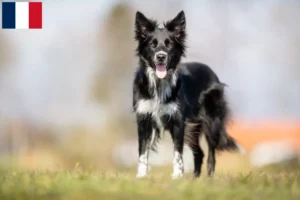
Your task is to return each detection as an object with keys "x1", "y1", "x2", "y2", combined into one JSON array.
[
  {"x1": 136, "y1": 99, "x2": 178, "y2": 128},
  {"x1": 136, "y1": 99, "x2": 177, "y2": 116},
  {"x1": 135, "y1": 66, "x2": 179, "y2": 128}
]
